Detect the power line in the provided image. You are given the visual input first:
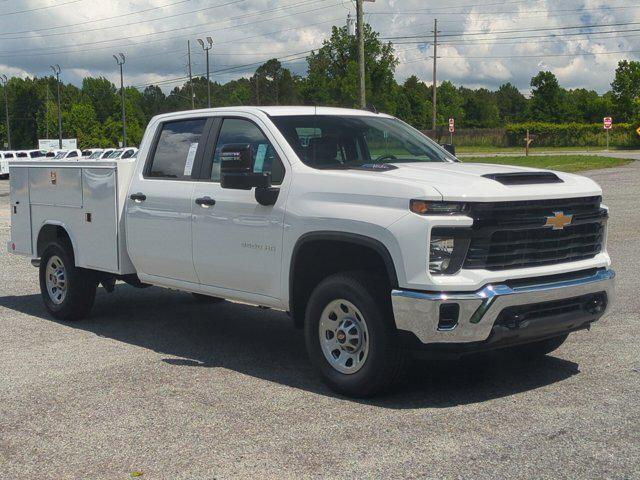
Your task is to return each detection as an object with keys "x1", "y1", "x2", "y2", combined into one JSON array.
[
  {"x1": 369, "y1": 3, "x2": 640, "y2": 17},
  {"x1": 392, "y1": 27, "x2": 640, "y2": 46},
  {"x1": 0, "y1": 0, "x2": 196, "y2": 36},
  {"x1": 0, "y1": 0, "x2": 245, "y2": 40},
  {"x1": 384, "y1": 21, "x2": 640, "y2": 40},
  {"x1": 0, "y1": 0, "x2": 343, "y2": 56},
  {"x1": 1, "y1": 0, "x2": 83, "y2": 16}
]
